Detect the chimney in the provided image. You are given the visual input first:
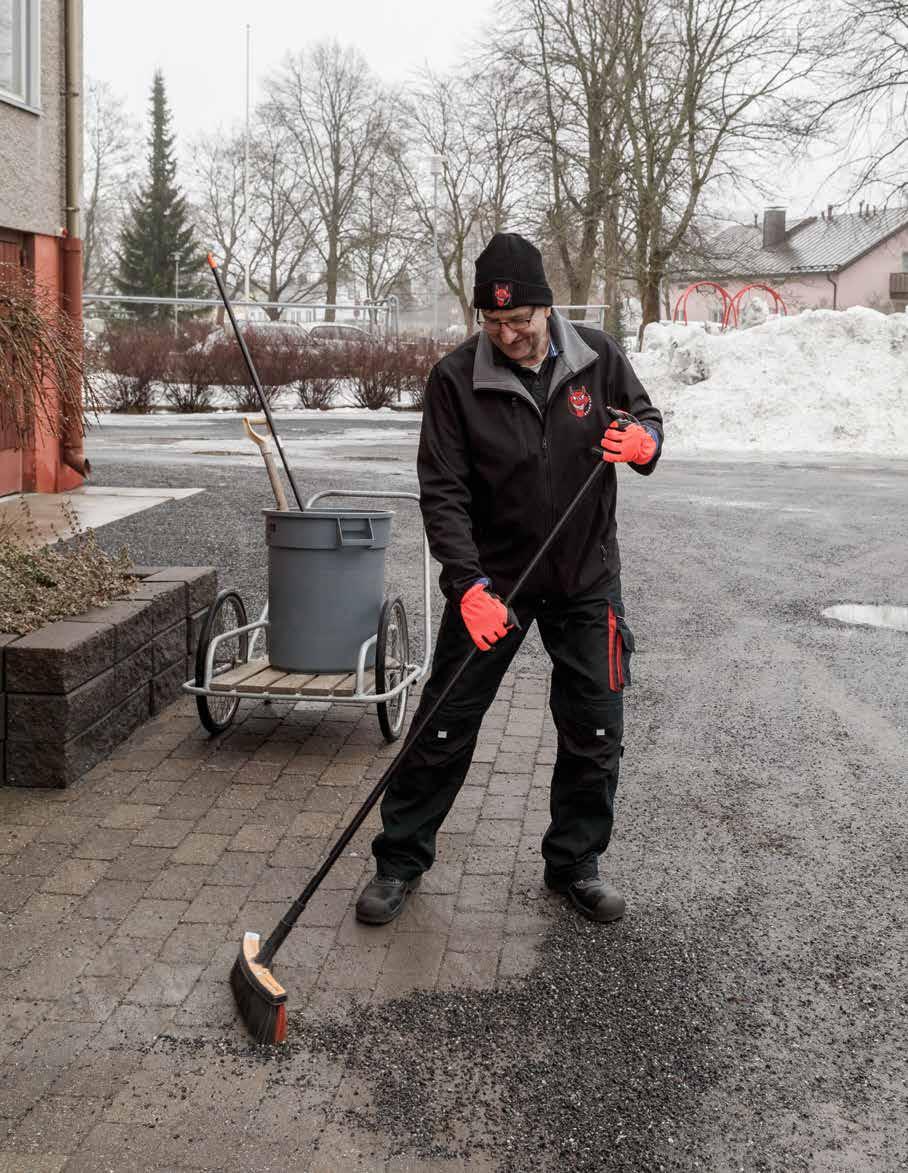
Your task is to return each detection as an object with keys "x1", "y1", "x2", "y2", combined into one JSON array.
[
  {"x1": 859, "y1": 200, "x2": 864, "y2": 216},
  {"x1": 762, "y1": 206, "x2": 787, "y2": 248},
  {"x1": 753, "y1": 212, "x2": 758, "y2": 228},
  {"x1": 827, "y1": 203, "x2": 834, "y2": 221}
]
